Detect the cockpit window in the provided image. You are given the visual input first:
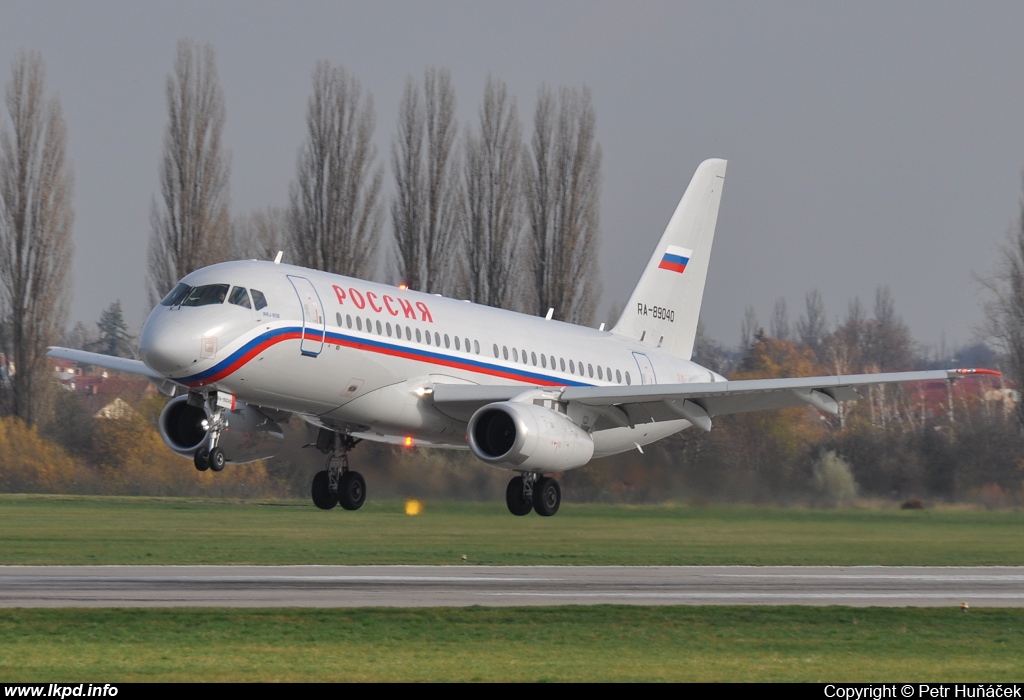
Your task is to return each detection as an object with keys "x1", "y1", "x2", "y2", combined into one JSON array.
[
  {"x1": 160, "y1": 282, "x2": 192, "y2": 307},
  {"x1": 180, "y1": 284, "x2": 229, "y2": 307},
  {"x1": 228, "y1": 286, "x2": 251, "y2": 309},
  {"x1": 251, "y1": 289, "x2": 268, "y2": 311}
]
